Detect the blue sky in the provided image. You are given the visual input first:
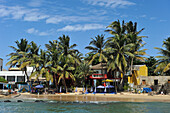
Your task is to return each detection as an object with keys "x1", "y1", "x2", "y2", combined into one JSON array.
[{"x1": 0, "y1": 0, "x2": 170, "y2": 69}]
